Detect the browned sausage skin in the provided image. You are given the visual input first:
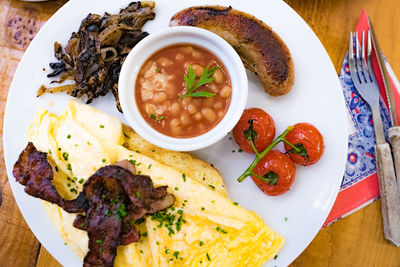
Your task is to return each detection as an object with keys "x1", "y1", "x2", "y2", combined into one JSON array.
[{"x1": 170, "y1": 6, "x2": 294, "y2": 96}]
